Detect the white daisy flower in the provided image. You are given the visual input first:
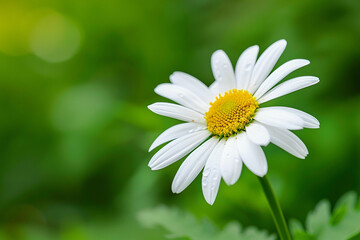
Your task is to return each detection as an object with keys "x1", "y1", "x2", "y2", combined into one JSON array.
[{"x1": 148, "y1": 39, "x2": 319, "y2": 205}]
